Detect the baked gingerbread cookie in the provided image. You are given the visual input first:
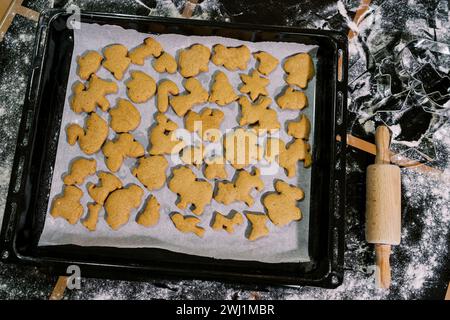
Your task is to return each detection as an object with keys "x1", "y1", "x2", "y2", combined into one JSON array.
[
  {"x1": 168, "y1": 166, "x2": 213, "y2": 215},
  {"x1": 211, "y1": 44, "x2": 250, "y2": 71},
  {"x1": 180, "y1": 145, "x2": 204, "y2": 167},
  {"x1": 185, "y1": 108, "x2": 224, "y2": 142},
  {"x1": 67, "y1": 112, "x2": 108, "y2": 155},
  {"x1": 245, "y1": 212, "x2": 269, "y2": 241},
  {"x1": 263, "y1": 180, "x2": 304, "y2": 227},
  {"x1": 149, "y1": 113, "x2": 185, "y2": 155},
  {"x1": 110, "y1": 99, "x2": 141, "y2": 133},
  {"x1": 276, "y1": 86, "x2": 308, "y2": 110},
  {"x1": 169, "y1": 78, "x2": 208, "y2": 116},
  {"x1": 287, "y1": 114, "x2": 311, "y2": 140},
  {"x1": 77, "y1": 51, "x2": 103, "y2": 80},
  {"x1": 204, "y1": 156, "x2": 227, "y2": 180},
  {"x1": 132, "y1": 155, "x2": 168, "y2": 190},
  {"x1": 239, "y1": 70, "x2": 270, "y2": 101},
  {"x1": 239, "y1": 96, "x2": 280, "y2": 132},
  {"x1": 102, "y1": 44, "x2": 131, "y2": 80},
  {"x1": 63, "y1": 158, "x2": 96, "y2": 185},
  {"x1": 71, "y1": 75, "x2": 118, "y2": 113},
  {"x1": 265, "y1": 138, "x2": 311, "y2": 177},
  {"x1": 153, "y1": 52, "x2": 177, "y2": 73},
  {"x1": 136, "y1": 195, "x2": 160, "y2": 227},
  {"x1": 156, "y1": 80, "x2": 179, "y2": 112},
  {"x1": 82, "y1": 203, "x2": 102, "y2": 231},
  {"x1": 283, "y1": 53, "x2": 315, "y2": 89},
  {"x1": 178, "y1": 44, "x2": 210, "y2": 78},
  {"x1": 87, "y1": 172, "x2": 123, "y2": 205},
  {"x1": 253, "y1": 51, "x2": 279, "y2": 76},
  {"x1": 209, "y1": 71, "x2": 238, "y2": 106},
  {"x1": 215, "y1": 168, "x2": 264, "y2": 206},
  {"x1": 102, "y1": 133, "x2": 145, "y2": 172},
  {"x1": 170, "y1": 212, "x2": 205, "y2": 237},
  {"x1": 224, "y1": 128, "x2": 263, "y2": 169},
  {"x1": 126, "y1": 71, "x2": 157, "y2": 103},
  {"x1": 50, "y1": 185, "x2": 84, "y2": 225},
  {"x1": 129, "y1": 37, "x2": 163, "y2": 65},
  {"x1": 211, "y1": 211, "x2": 243, "y2": 234},
  {"x1": 104, "y1": 184, "x2": 144, "y2": 230}
]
